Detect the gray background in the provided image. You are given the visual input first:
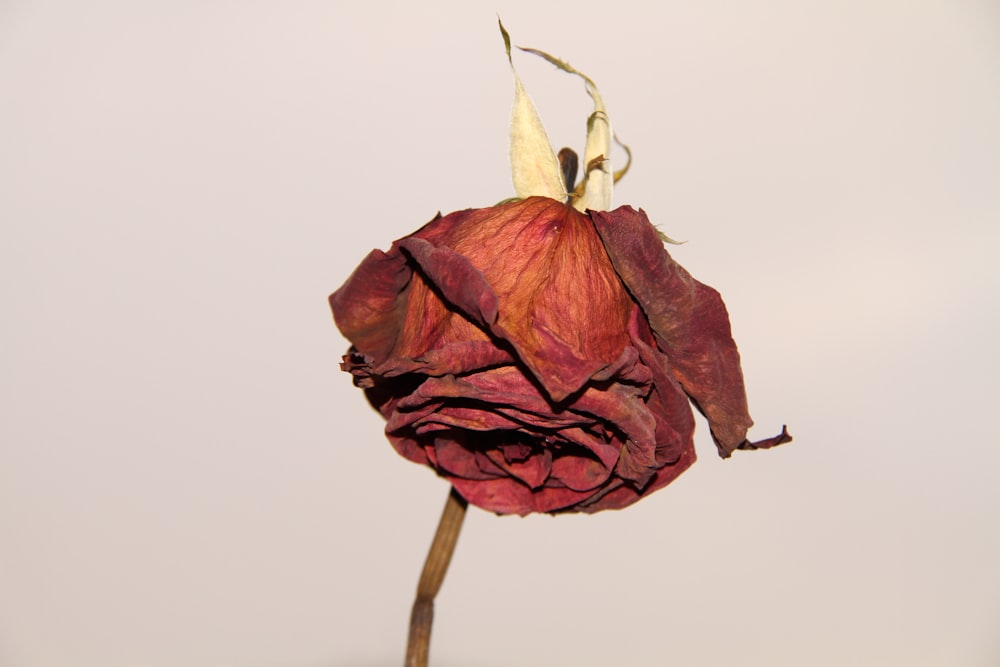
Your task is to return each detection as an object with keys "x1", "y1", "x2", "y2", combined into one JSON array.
[{"x1": 2, "y1": 1, "x2": 999, "y2": 665}]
